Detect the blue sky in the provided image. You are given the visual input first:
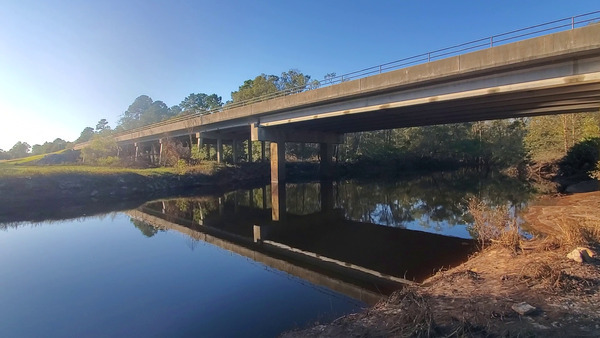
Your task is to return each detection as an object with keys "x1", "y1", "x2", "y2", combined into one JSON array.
[{"x1": 0, "y1": 0, "x2": 597, "y2": 150}]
